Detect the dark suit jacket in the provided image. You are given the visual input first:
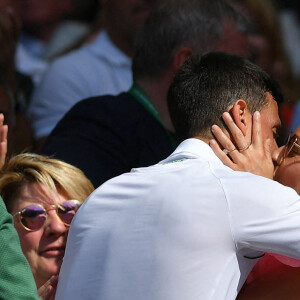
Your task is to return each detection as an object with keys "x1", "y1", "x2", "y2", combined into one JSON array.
[{"x1": 42, "y1": 92, "x2": 175, "y2": 187}]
